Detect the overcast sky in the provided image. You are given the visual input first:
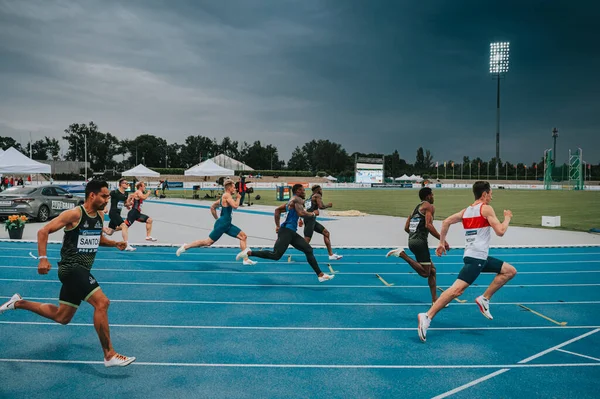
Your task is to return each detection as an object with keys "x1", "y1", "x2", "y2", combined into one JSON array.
[{"x1": 1, "y1": 0, "x2": 599, "y2": 164}]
